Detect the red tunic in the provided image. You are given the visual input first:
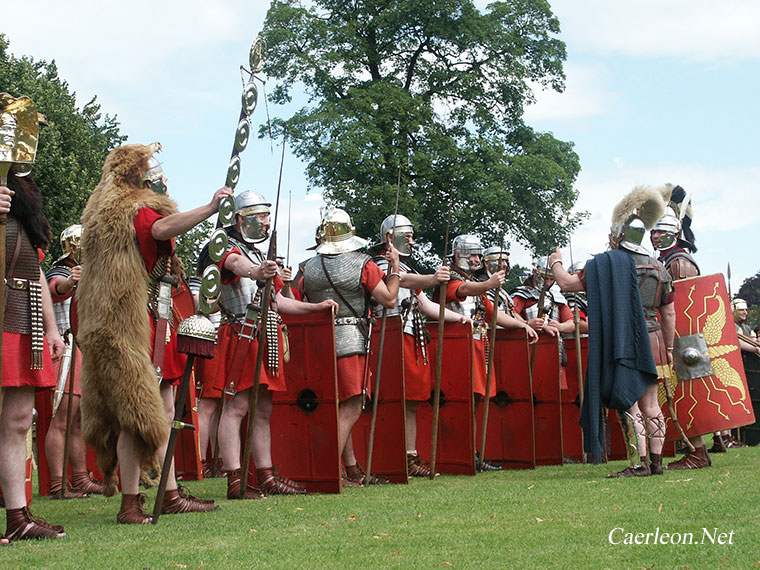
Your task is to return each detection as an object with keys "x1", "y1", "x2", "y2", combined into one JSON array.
[
  {"x1": 2, "y1": 247, "x2": 56, "y2": 389},
  {"x1": 134, "y1": 207, "x2": 187, "y2": 383},
  {"x1": 443, "y1": 280, "x2": 495, "y2": 398},
  {"x1": 212, "y1": 246, "x2": 287, "y2": 395},
  {"x1": 336, "y1": 261, "x2": 385, "y2": 402},
  {"x1": 402, "y1": 289, "x2": 432, "y2": 402}
]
